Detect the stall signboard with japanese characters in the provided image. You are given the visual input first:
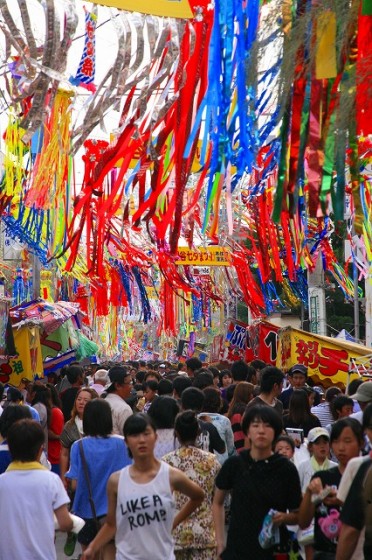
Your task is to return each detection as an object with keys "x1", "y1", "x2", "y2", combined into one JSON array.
[
  {"x1": 176, "y1": 247, "x2": 231, "y2": 266},
  {"x1": 0, "y1": 327, "x2": 43, "y2": 385},
  {"x1": 223, "y1": 320, "x2": 248, "y2": 361},
  {"x1": 277, "y1": 327, "x2": 372, "y2": 388},
  {"x1": 246, "y1": 321, "x2": 280, "y2": 365}
]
